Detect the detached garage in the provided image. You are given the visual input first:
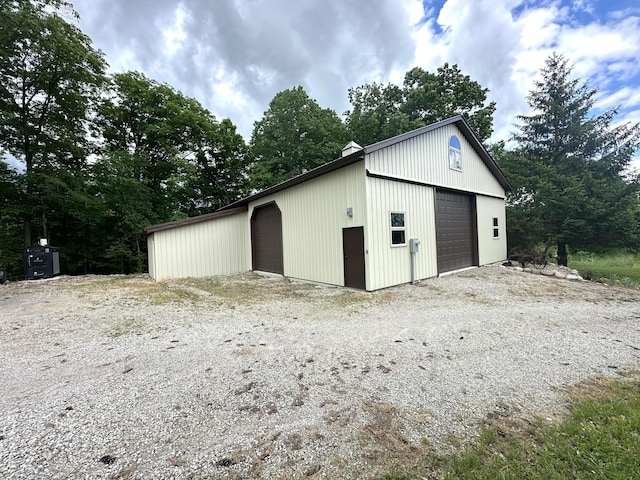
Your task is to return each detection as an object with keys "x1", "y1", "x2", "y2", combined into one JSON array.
[{"x1": 146, "y1": 116, "x2": 511, "y2": 290}]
